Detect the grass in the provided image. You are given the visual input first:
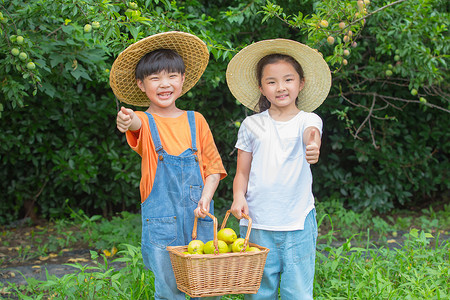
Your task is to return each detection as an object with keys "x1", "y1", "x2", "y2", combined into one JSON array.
[{"x1": 1, "y1": 201, "x2": 449, "y2": 299}]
